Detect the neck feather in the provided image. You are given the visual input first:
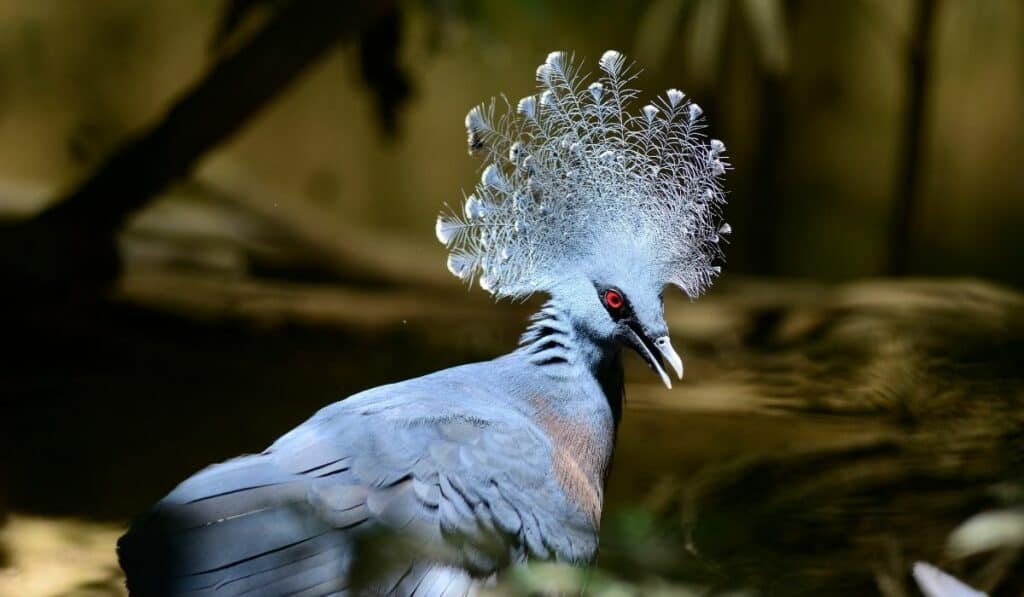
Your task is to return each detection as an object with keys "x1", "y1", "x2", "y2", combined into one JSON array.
[{"x1": 517, "y1": 300, "x2": 625, "y2": 422}]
